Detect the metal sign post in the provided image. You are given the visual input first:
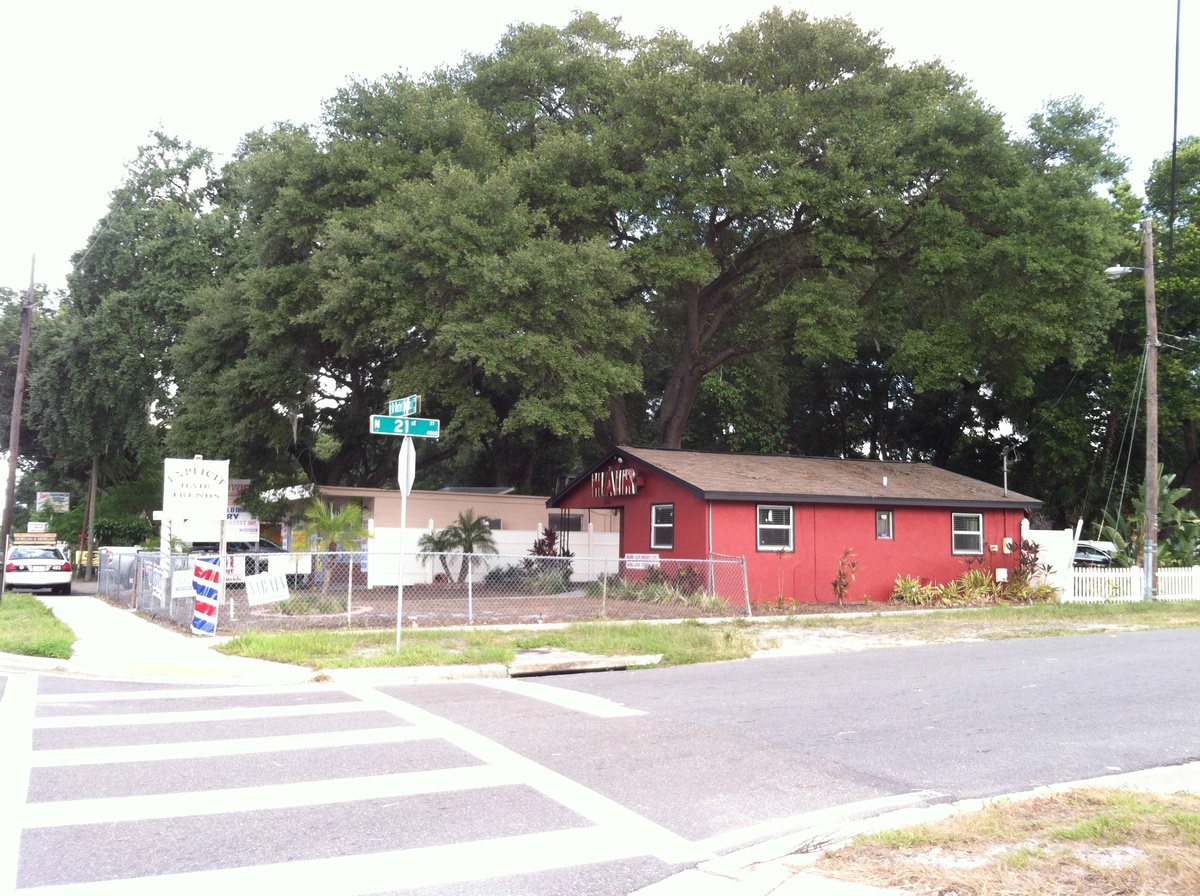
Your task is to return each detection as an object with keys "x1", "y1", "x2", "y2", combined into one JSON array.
[
  {"x1": 369, "y1": 396, "x2": 437, "y2": 649},
  {"x1": 396, "y1": 436, "x2": 416, "y2": 649}
]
